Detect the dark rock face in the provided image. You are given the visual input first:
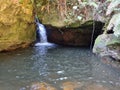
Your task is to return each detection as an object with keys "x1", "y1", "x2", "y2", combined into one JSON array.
[
  {"x1": 45, "y1": 21, "x2": 104, "y2": 46},
  {"x1": 46, "y1": 27, "x2": 92, "y2": 46}
]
